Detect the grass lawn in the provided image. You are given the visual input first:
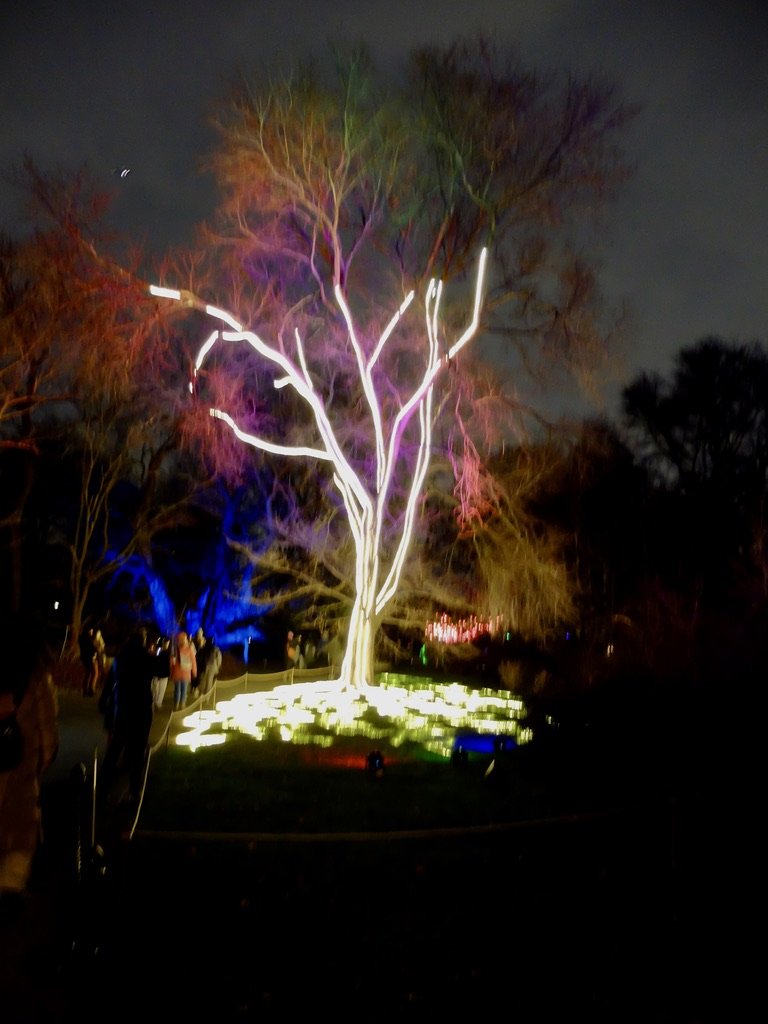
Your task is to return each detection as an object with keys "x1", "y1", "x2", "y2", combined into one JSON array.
[
  {"x1": 15, "y1": 673, "x2": 715, "y2": 1023},
  {"x1": 138, "y1": 729, "x2": 569, "y2": 834},
  {"x1": 136, "y1": 665, "x2": 696, "y2": 837},
  {"x1": 82, "y1": 675, "x2": 711, "y2": 1022},
  {"x1": 114, "y1": 720, "x2": 695, "y2": 1022}
]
